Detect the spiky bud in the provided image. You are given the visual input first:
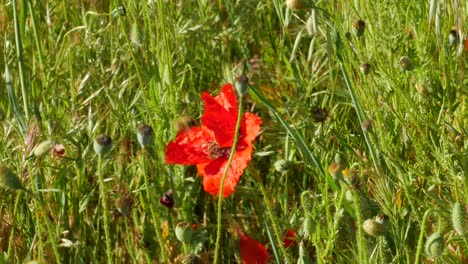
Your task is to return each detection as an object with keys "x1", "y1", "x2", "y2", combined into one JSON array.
[
  {"x1": 352, "y1": 19, "x2": 366, "y2": 38},
  {"x1": 137, "y1": 124, "x2": 154, "y2": 148},
  {"x1": 399, "y1": 56, "x2": 413, "y2": 71},
  {"x1": 0, "y1": 165, "x2": 25, "y2": 191},
  {"x1": 93, "y1": 134, "x2": 113, "y2": 156},
  {"x1": 302, "y1": 215, "x2": 315, "y2": 238},
  {"x1": 363, "y1": 214, "x2": 389, "y2": 237},
  {"x1": 425, "y1": 232, "x2": 444, "y2": 258},
  {"x1": 274, "y1": 159, "x2": 294, "y2": 173},
  {"x1": 33, "y1": 140, "x2": 54, "y2": 157},
  {"x1": 175, "y1": 222, "x2": 193, "y2": 243},
  {"x1": 130, "y1": 23, "x2": 143, "y2": 47},
  {"x1": 452, "y1": 202, "x2": 468, "y2": 236}
]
